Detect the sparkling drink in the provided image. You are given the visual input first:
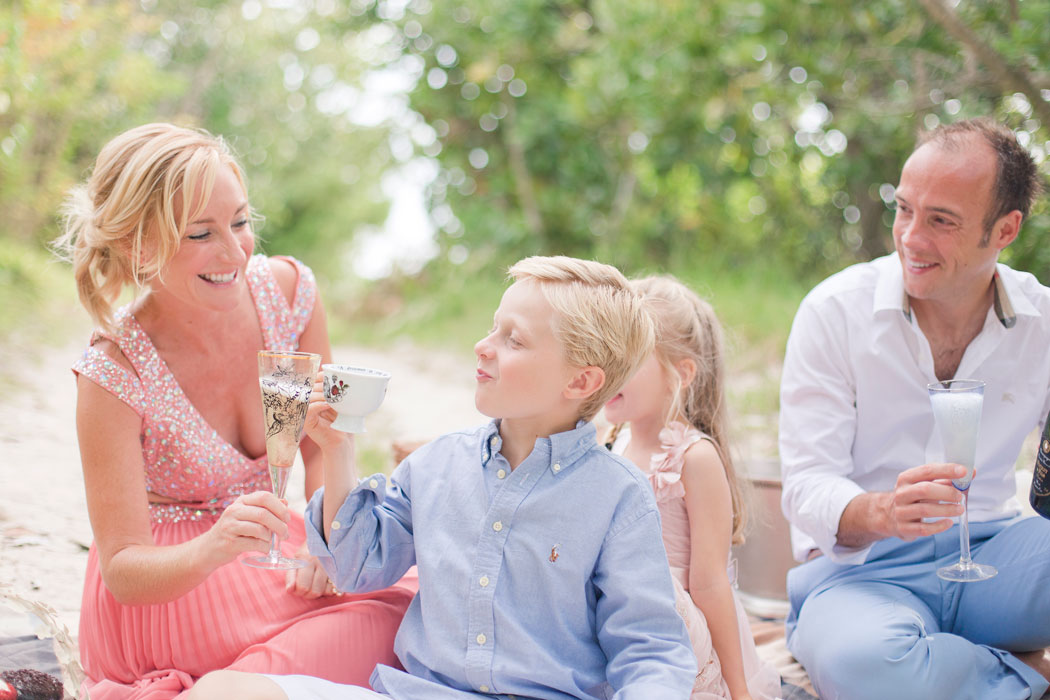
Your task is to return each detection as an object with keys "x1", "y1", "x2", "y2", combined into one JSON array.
[
  {"x1": 244, "y1": 351, "x2": 319, "y2": 570},
  {"x1": 929, "y1": 390, "x2": 982, "y2": 489},
  {"x1": 259, "y1": 376, "x2": 311, "y2": 472},
  {"x1": 928, "y1": 379, "x2": 995, "y2": 582}
]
